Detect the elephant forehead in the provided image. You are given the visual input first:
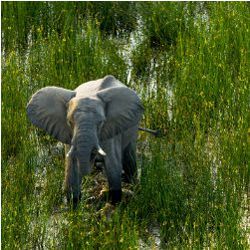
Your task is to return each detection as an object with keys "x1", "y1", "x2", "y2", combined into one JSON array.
[
  {"x1": 77, "y1": 97, "x2": 103, "y2": 111},
  {"x1": 69, "y1": 97, "x2": 105, "y2": 122}
]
